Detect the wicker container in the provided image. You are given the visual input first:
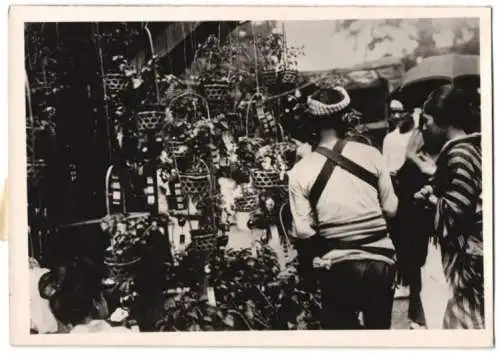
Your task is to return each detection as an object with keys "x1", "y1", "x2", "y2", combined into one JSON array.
[
  {"x1": 271, "y1": 141, "x2": 297, "y2": 156},
  {"x1": 103, "y1": 73, "x2": 128, "y2": 94},
  {"x1": 190, "y1": 230, "x2": 218, "y2": 253},
  {"x1": 251, "y1": 169, "x2": 285, "y2": 189},
  {"x1": 203, "y1": 82, "x2": 229, "y2": 102},
  {"x1": 234, "y1": 192, "x2": 259, "y2": 213},
  {"x1": 137, "y1": 110, "x2": 166, "y2": 132},
  {"x1": 279, "y1": 70, "x2": 298, "y2": 85},
  {"x1": 178, "y1": 173, "x2": 211, "y2": 199},
  {"x1": 260, "y1": 70, "x2": 278, "y2": 87},
  {"x1": 166, "y1": 140, "x2": 188, "y2": 158},
  {"x1": 104, "y1": 256, "x2": 141, "y2": 282}
]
